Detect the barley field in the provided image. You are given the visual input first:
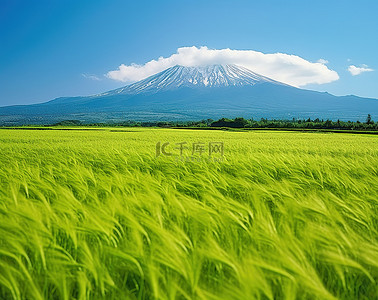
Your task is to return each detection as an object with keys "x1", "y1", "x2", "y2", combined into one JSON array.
[{"x1": 0, "y1": 128, "x2": 377, "y2": 300}]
